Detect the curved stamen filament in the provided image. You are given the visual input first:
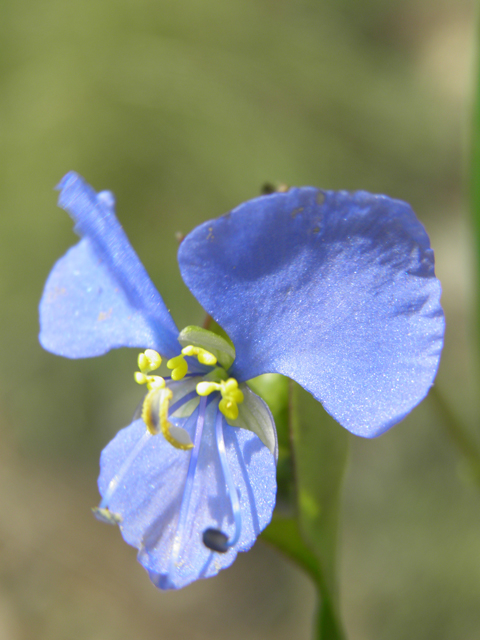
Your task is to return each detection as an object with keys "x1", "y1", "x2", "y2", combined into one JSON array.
[
  {"x1": 142, "y1": 387, "x2": 193, "y2": 450},
  {"x1": 203, "y1": 408, "x2": 242, "y2": 553}
]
